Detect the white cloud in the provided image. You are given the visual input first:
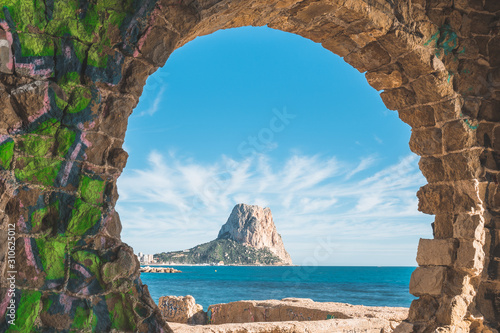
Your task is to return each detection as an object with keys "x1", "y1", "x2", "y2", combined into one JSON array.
[
  {"x1": 116, "y1": 152, "x2": 433, "y2": 266},
  {"x1": 138, "y1": 87, "x2": 166, "y2": 116}
]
